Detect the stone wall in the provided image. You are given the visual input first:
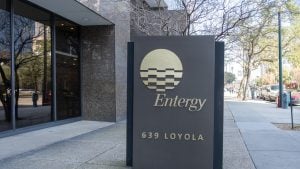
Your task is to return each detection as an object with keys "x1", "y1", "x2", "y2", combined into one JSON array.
[
  {"x1": 81, "y1": 26, "x2": 116, "y2": 122},
  {"x1": 79, "y1": 0, "x2": 130, "y2": 121},
  {"x1": 98, "y1": 0, "x2": 130, "y2": 121},
  {"x1": 77, "y1": 0, "x2": 100, "y2": 11}
]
